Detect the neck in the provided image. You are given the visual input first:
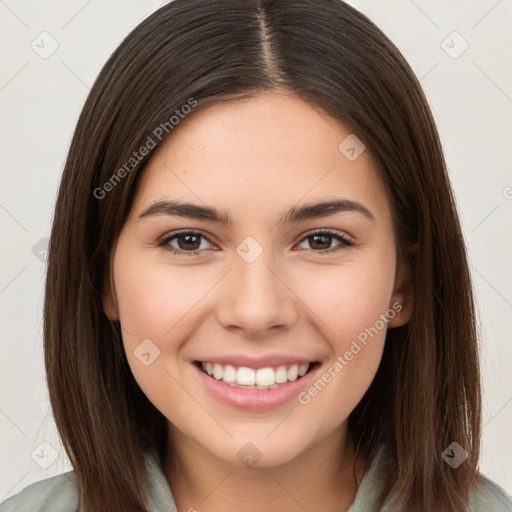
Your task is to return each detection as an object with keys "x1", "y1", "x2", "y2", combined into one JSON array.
[{"x1": 163, "y1": 423, "x2": 367, "y2": 512}]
